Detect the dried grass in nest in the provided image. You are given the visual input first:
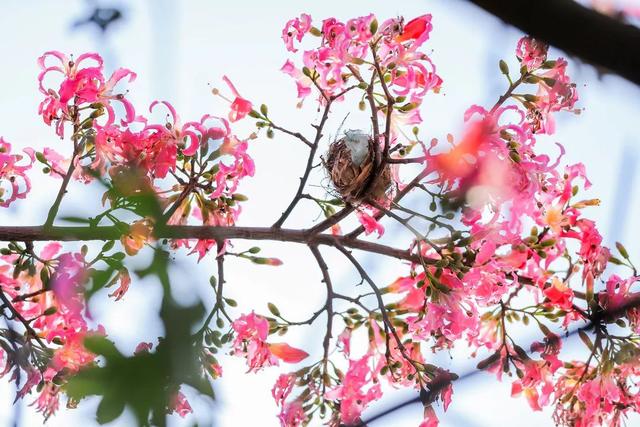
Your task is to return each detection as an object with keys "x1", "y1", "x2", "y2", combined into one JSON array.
[{"x1": 324, "y1": 136, "x2": 392, "y2": 203}]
